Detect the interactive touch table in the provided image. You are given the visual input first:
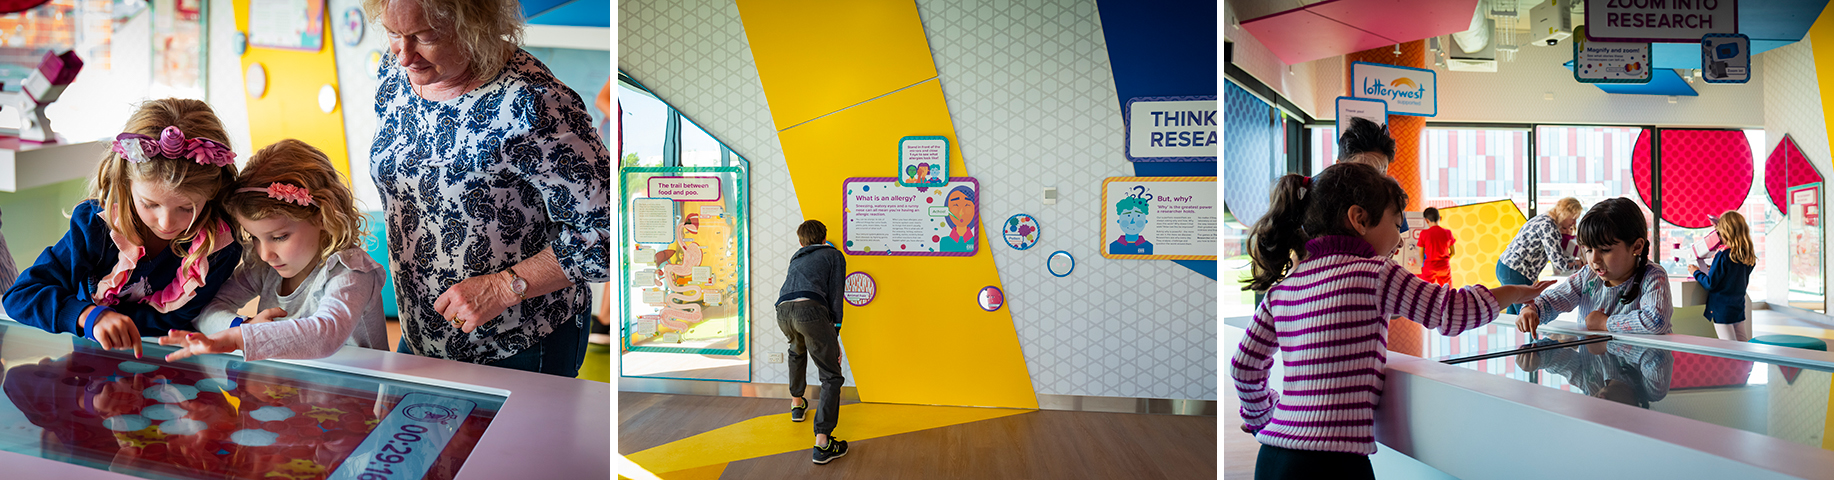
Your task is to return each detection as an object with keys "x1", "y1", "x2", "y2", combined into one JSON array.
[{"x1": 0, "y1": 320, "x2": 610, "y2": 479}]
